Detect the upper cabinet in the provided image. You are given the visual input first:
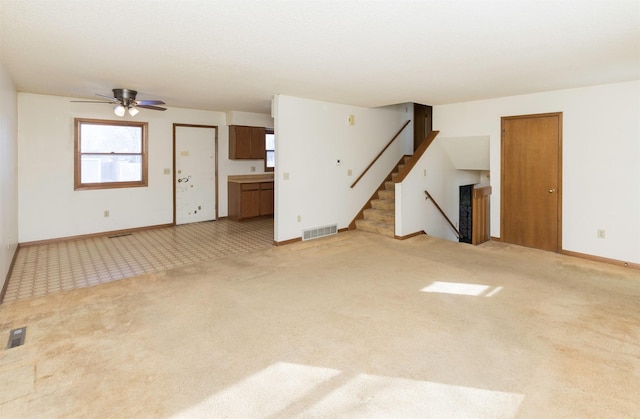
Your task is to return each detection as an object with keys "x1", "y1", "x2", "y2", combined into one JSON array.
[{"x1": 229, "y1": 125, "x2": 266, "y2": 159}]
